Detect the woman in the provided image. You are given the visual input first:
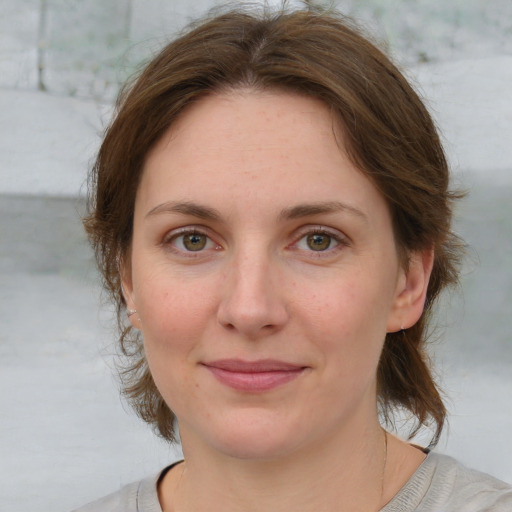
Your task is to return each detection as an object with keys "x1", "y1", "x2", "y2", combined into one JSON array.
[{"x1": 77, "y1": 5, "x2": 512, "y2": 511}]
